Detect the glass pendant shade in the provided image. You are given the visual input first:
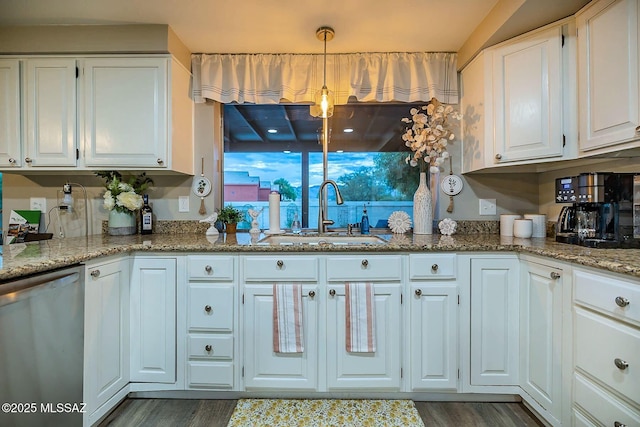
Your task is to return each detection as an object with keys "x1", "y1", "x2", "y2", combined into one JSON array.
[{"x1": 311, "y1": 85, "x2": 334, "y2": 118}]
